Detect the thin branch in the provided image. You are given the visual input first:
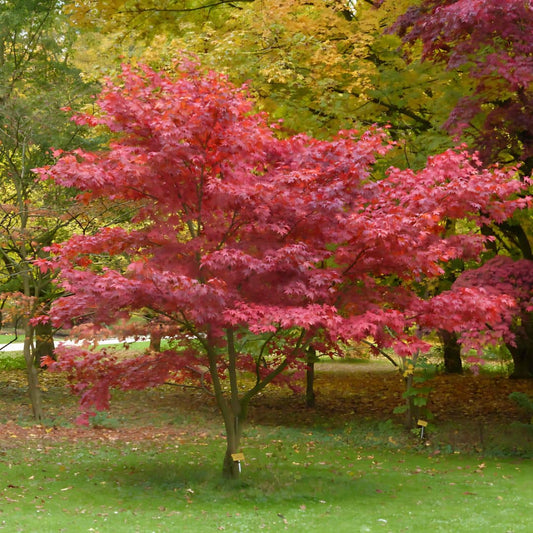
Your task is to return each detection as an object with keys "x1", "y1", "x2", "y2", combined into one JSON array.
[
  {"x1": 360, "y1": 339, "x2": 399, "y2": 367},
  {"x1": 367, "y1": 96, "x2": 433, "y2": 131},
  {"x1": 163, "y1": 381, "x2": 211, "y2": 392},
  {"x1": 117, "y1": 0, "x2": 255, "y2": 15},
  {"x1": 242, "y1": 327, "x2": 307, "y2": 403}
]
